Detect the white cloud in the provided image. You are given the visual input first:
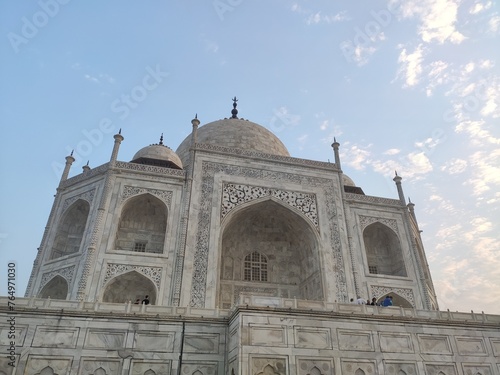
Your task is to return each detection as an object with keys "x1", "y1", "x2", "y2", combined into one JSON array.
[
  {"x1": 84, "y1": 74, "x2": 99, "y2": 84},
  {"x1": 489, "y1": 15, "x2": 500, "y2": 32},
  {"x1": 440, "y1": 158, "x2": 467, "y2": 174},
  {"x1": 306, "y1": 11, "x2": 349, "y2": 25},
  {"x1": 426, "y1": 60, "x2": 450, "y2": 95},
  {"x1": 397, "y1": 44, "x2": 424, "y2": 87},
  {"x1": 391, "y1": 0, "x2": 465, "y2": 44},
  {"x1": 384, "y1": 148, "x2": 401, "y2": 155},
  {"x1": 342, "y1": 145, "x2": 371, "y2": 170},
  {"x1": 470, "y1": 1, "x2": 492, "y2": 14}
]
